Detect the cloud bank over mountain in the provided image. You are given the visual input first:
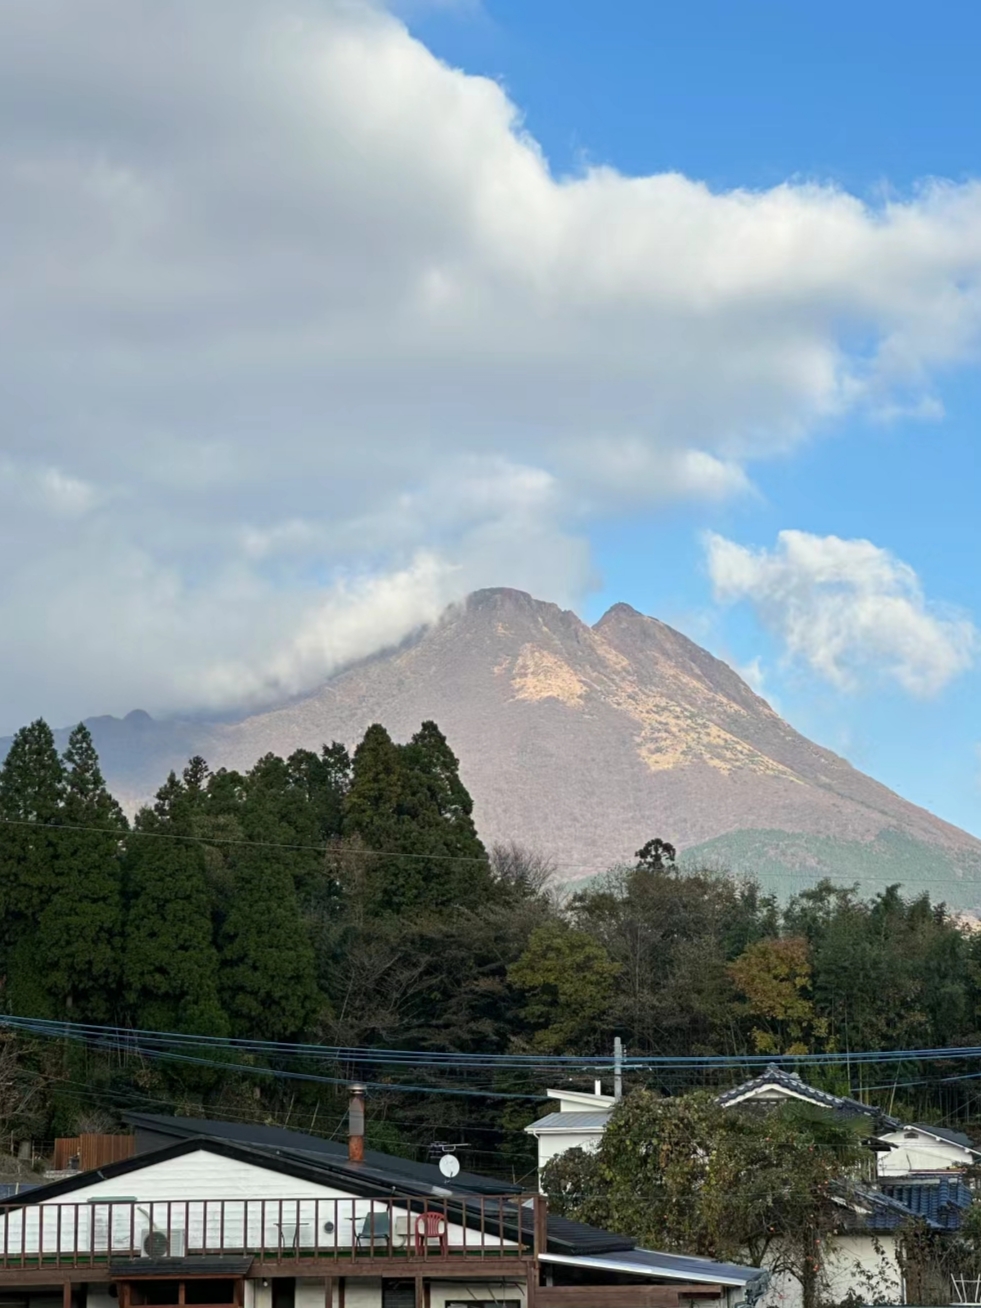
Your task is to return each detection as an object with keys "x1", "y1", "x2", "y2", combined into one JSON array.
[{"x1": 3, "y1": 0, "x2": 981, "y2": 727}]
